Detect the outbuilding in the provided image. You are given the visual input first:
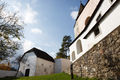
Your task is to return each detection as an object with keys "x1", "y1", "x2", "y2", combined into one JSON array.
[{"x1": 17, "y1": 48, "x2": 54, "y2": 77}]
